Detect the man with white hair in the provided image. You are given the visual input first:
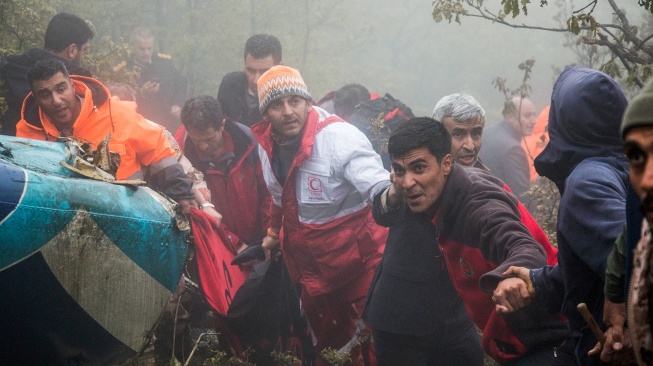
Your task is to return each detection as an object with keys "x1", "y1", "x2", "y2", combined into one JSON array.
[{"x1": 432, "y1": 93, "x2": 488, "y2": 170}]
